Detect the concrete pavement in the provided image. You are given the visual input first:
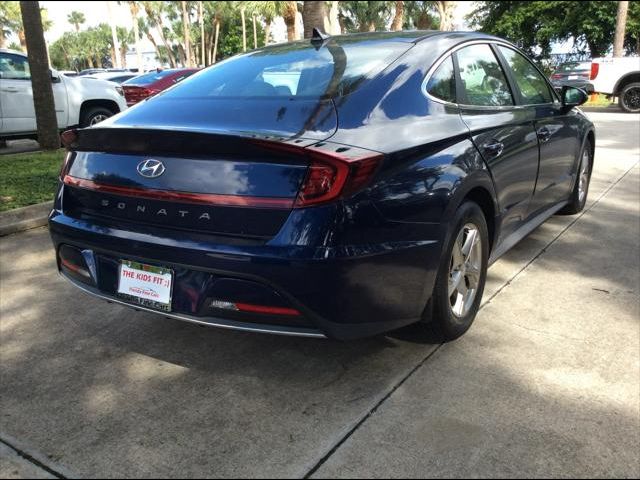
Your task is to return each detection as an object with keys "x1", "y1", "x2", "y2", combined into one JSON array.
[{"x1": 1, "y1": 112, "x2": 638, "y2": 478}]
